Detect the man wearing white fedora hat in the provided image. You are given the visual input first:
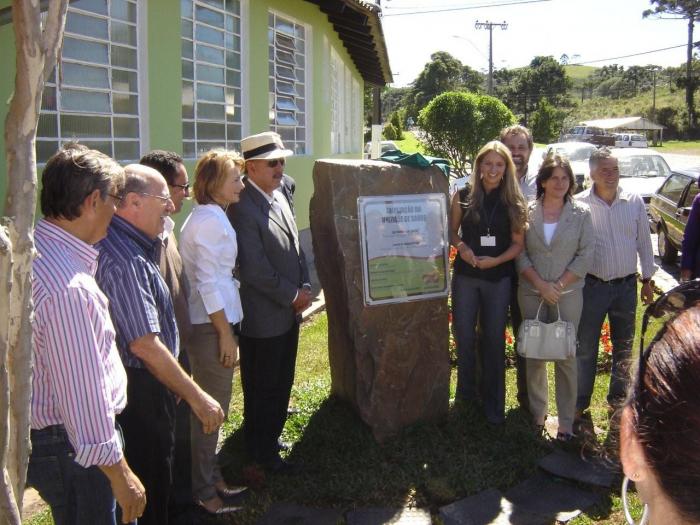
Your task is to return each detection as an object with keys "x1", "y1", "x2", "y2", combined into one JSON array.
[{"x1": 227, "y1": 131, "x2": 312, "y2": 474}]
